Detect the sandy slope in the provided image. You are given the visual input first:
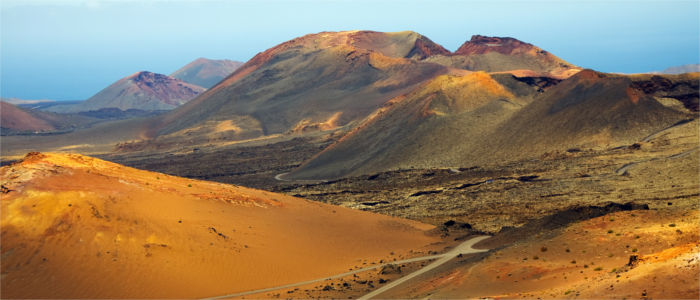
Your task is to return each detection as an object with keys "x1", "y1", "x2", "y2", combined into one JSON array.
[{"x1": 0, "y1": 152, "x2": 440, "y2": 298}]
